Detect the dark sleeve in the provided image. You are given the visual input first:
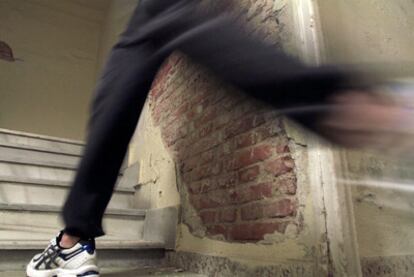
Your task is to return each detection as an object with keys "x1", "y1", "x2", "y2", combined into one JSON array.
[{"x1": 137, "y1": 0, "x2": 363, "y2": 129}]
